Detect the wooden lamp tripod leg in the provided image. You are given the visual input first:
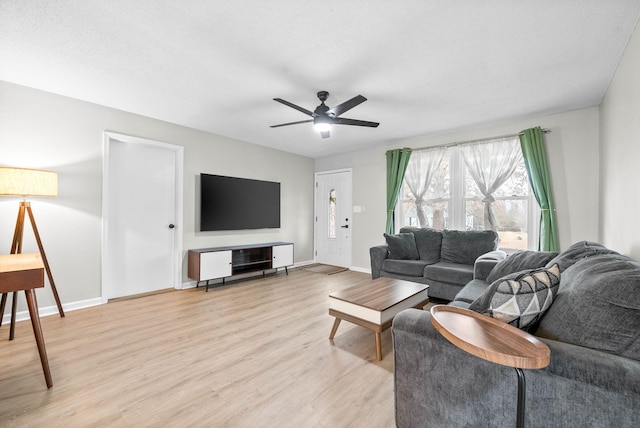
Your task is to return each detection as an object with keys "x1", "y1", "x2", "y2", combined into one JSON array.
[
  {"x1": 11, "y1": 202, "x2": 26, "y2": 254},
  {"x1": 25, "y1": 202, "x2": 64, "y2": 318},
  {"x1": 1, "y1": 203, "x2": 26, "y2": 338},
  {"x1": 1, "y1": 202, "x2": 64, "y2": 339}
]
